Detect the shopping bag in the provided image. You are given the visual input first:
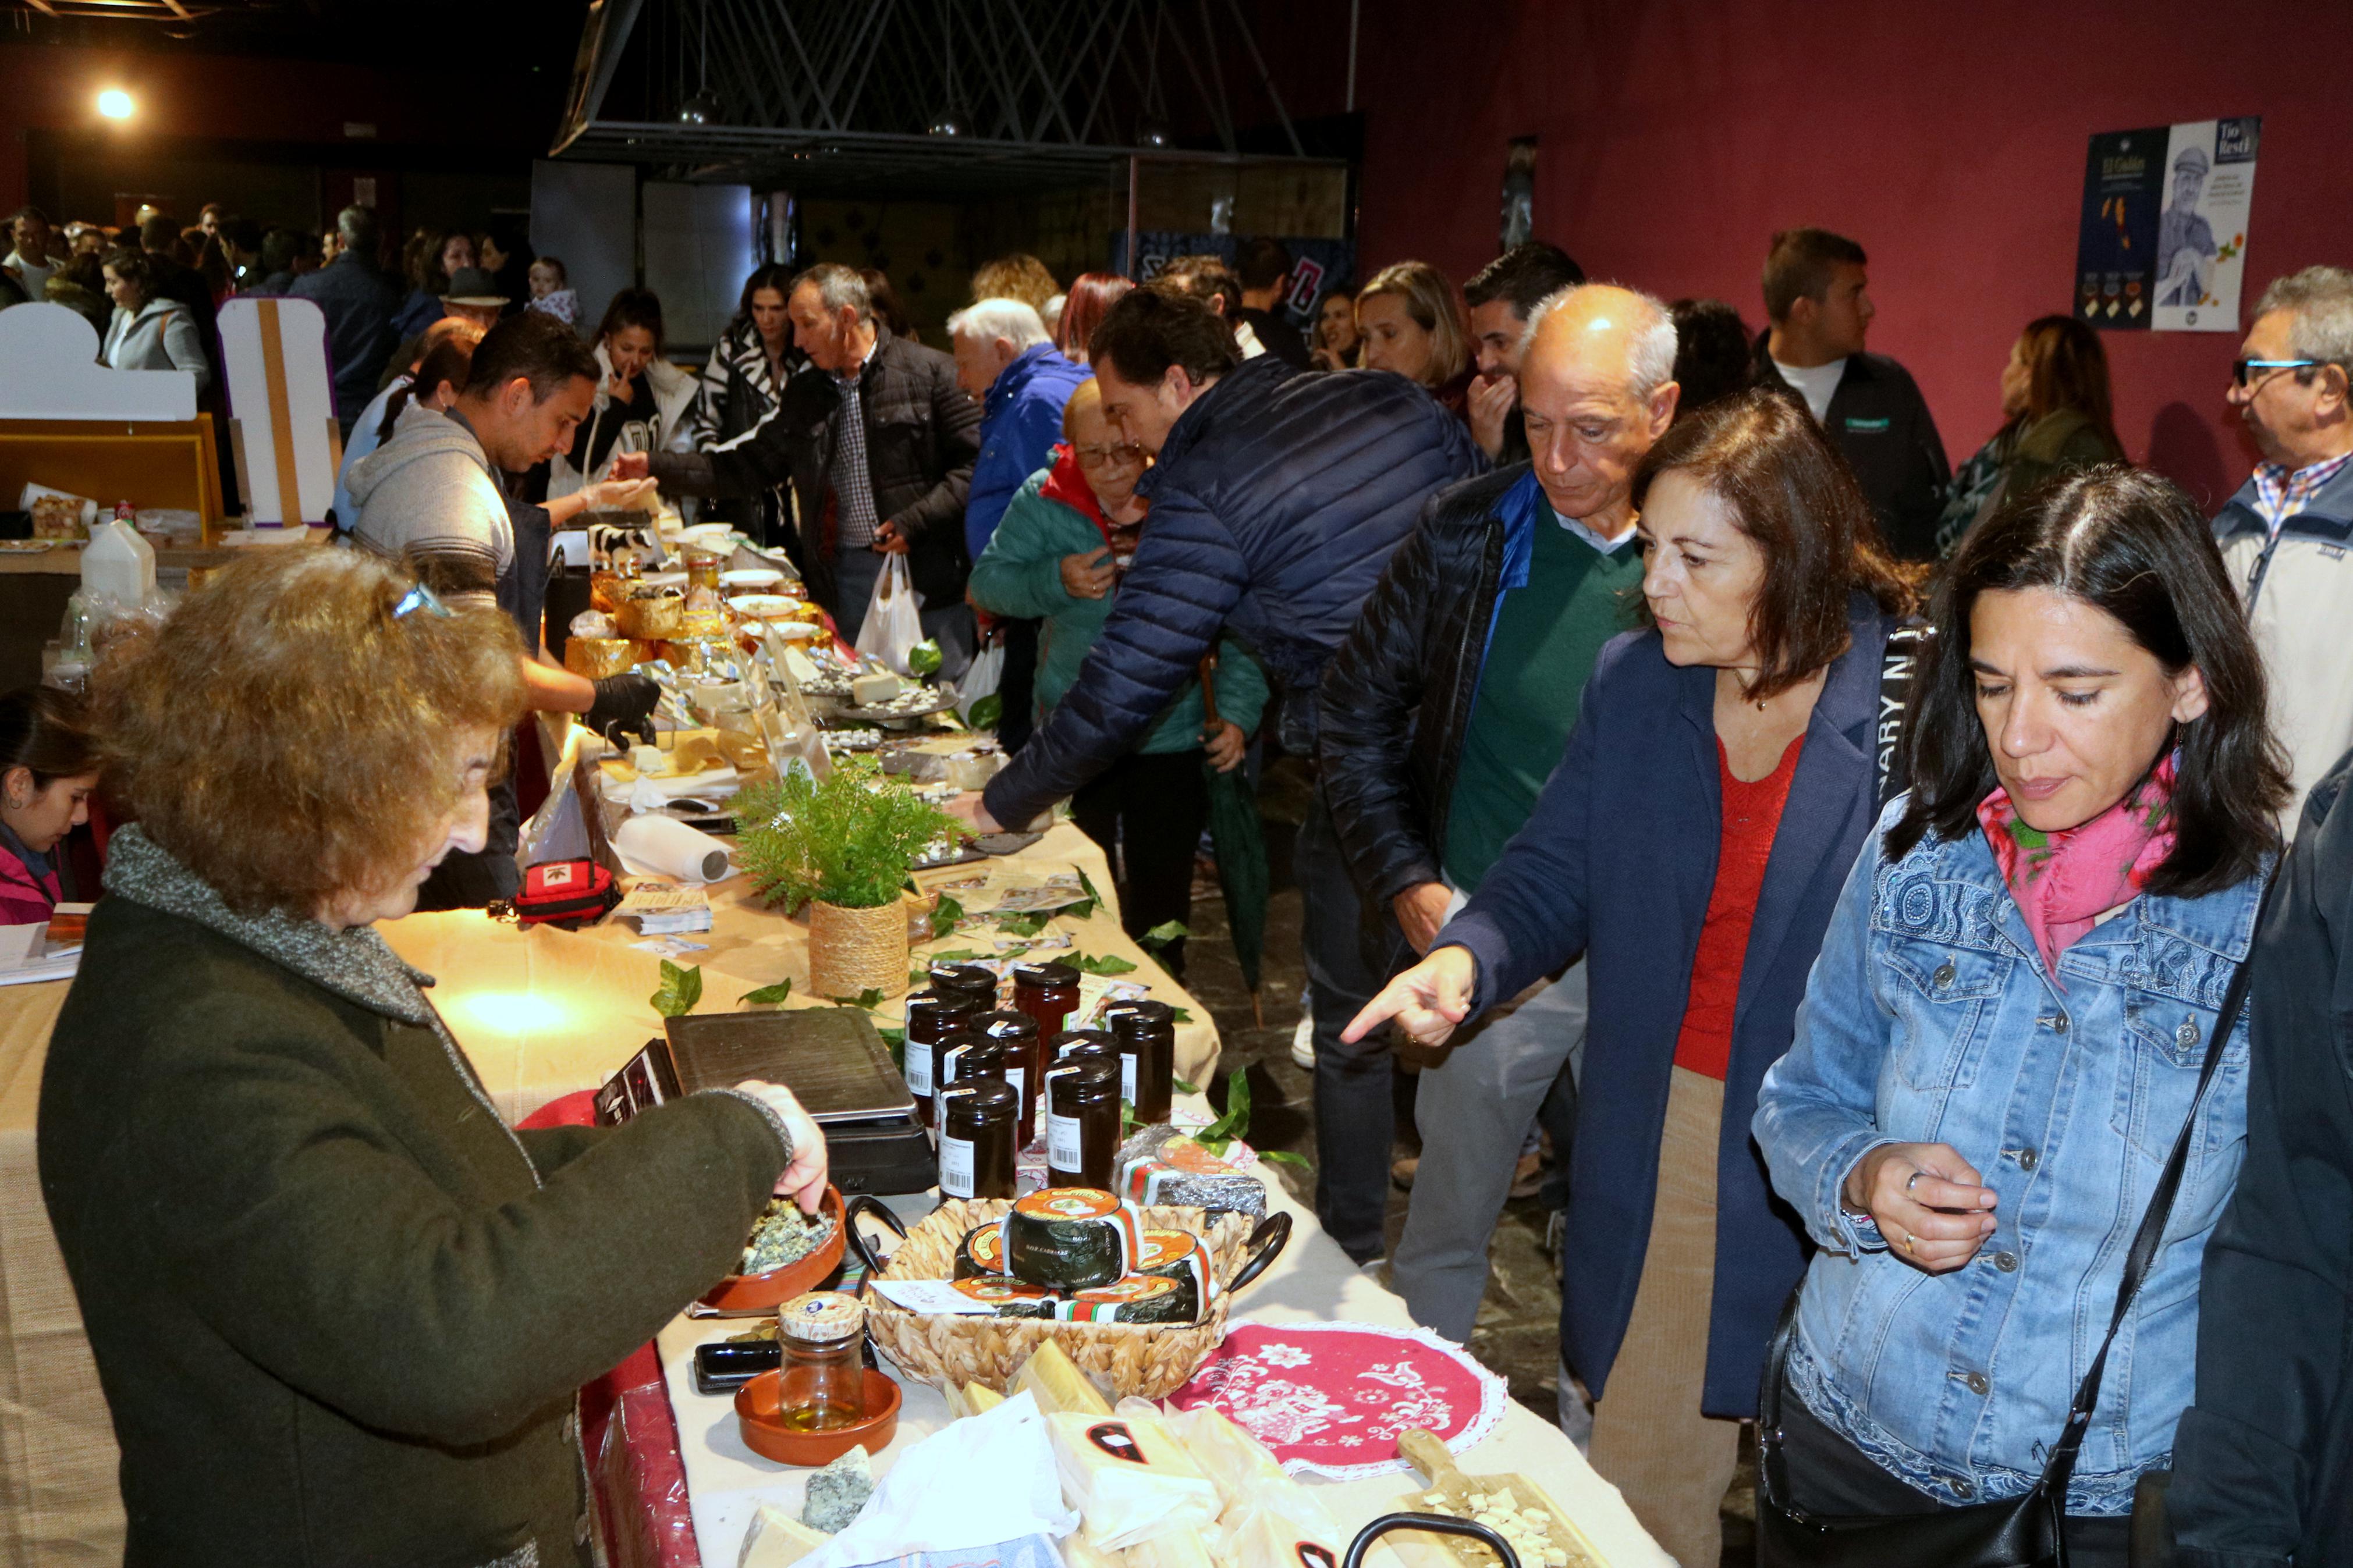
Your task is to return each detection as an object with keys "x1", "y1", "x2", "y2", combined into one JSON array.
[
  {"x1": 957, "y1": 634, "x2": 1007, "y2": 727},
  {"x1": 854, "y1": 552, "x2": 924, "y2": 674}
]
